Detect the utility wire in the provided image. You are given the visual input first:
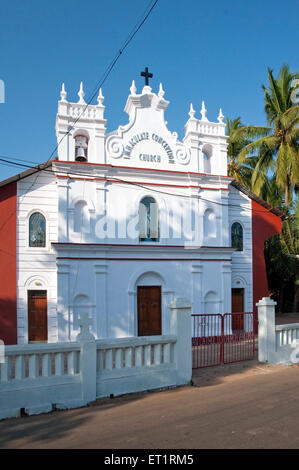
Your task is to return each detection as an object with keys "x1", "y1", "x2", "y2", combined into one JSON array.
[
  {"x1": 0, "y1": 156, "x2": 290, "y2": 217},
  {"x1": 0, "y1": 0, "x2": 159, "y2": 237},
  {"x1": 16, "y1": 0, "x2": 159, "y2": 202},
  {"x1": 35, "y1": 0, "x2": 159, "y2": 167}
]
